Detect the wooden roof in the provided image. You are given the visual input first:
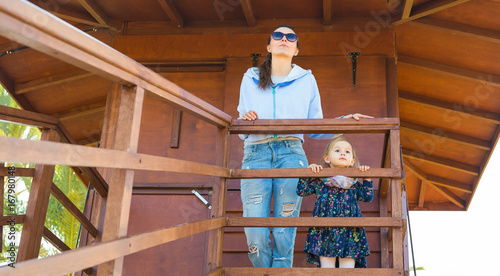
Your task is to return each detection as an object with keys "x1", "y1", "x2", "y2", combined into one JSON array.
[{"x1": 1, "y1": 0, "x2": 499, "y2": 212}]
